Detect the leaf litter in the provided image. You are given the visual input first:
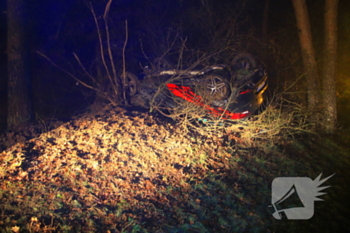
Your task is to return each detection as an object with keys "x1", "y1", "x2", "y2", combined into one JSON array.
[{"x1": 0, "y1": 104, "x2": 349, "y2": 232}]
